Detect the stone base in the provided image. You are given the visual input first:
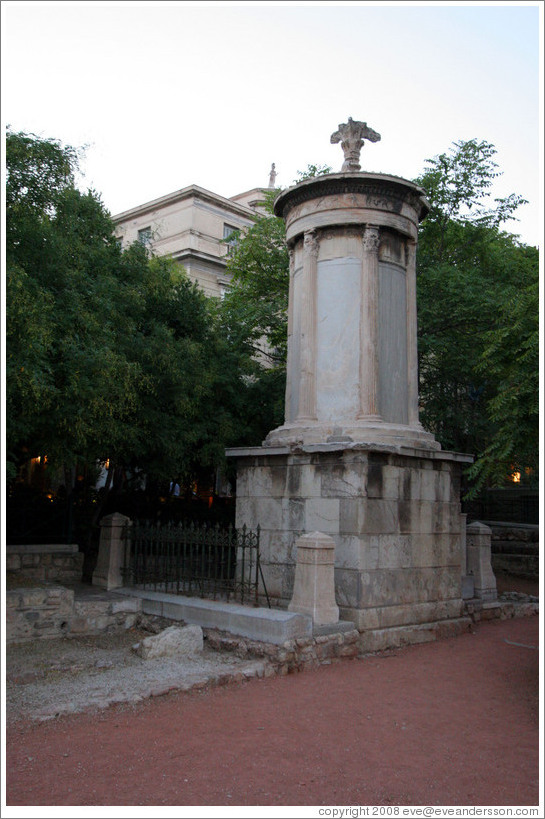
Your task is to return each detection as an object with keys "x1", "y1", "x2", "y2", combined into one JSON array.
[
  {"x1": 359, "y1": 617, "x2": 473, "y2": 653},
  {"x1": 265, "y1": 419, "x2": 440, "y2": 451},
  {"x1": 227, "y1": 441, "x2": 472, "y2": 631}
]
